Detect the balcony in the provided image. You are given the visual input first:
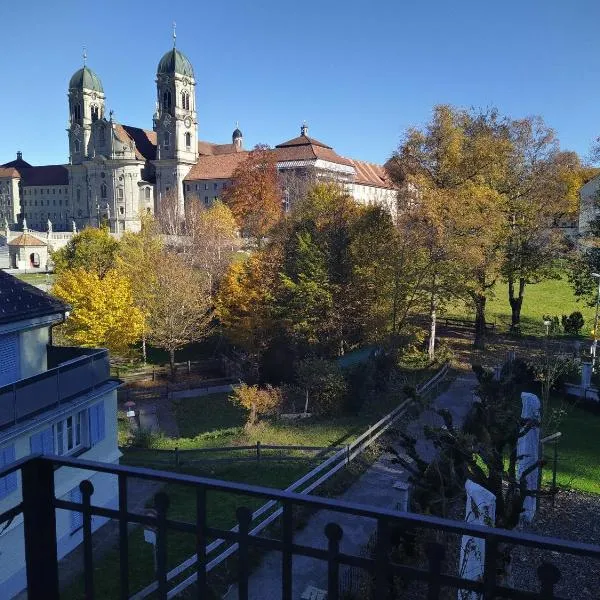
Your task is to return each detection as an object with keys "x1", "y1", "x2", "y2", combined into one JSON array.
[
  {"x1": 0, "y1": 347, "x2": 112, "y2": 430},
  {"x1": 2, "y1": 455, "x2": 599, "y2": 600}
]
